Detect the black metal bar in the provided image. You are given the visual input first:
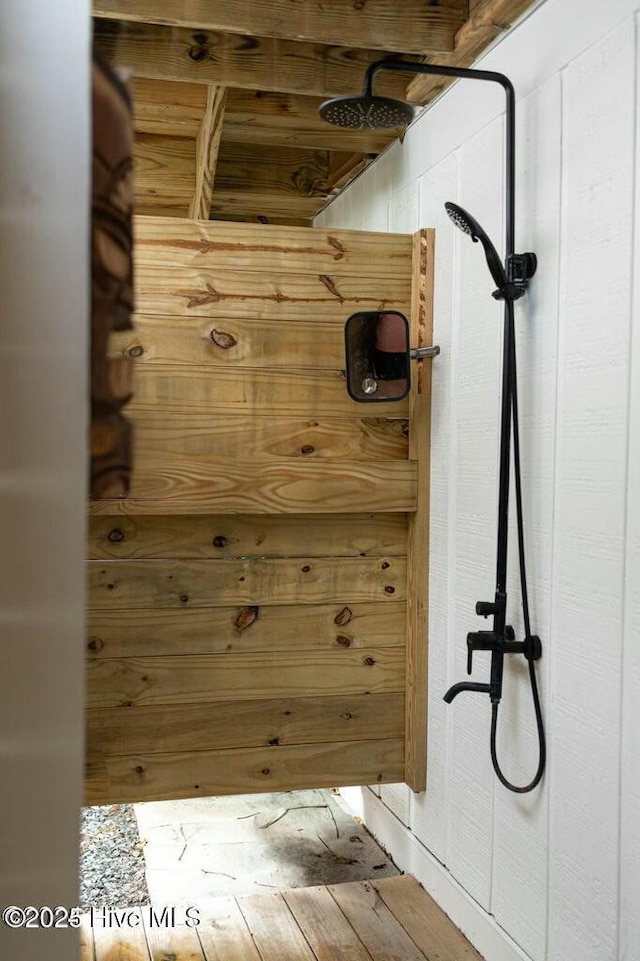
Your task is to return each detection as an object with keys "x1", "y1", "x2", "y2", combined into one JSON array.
[
  {"x1": 364, "y1": 60, "x2": 516, "y2": 255},
  {"x1": 368, "y1": 60, "x2": 524, "y2": 716}
]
